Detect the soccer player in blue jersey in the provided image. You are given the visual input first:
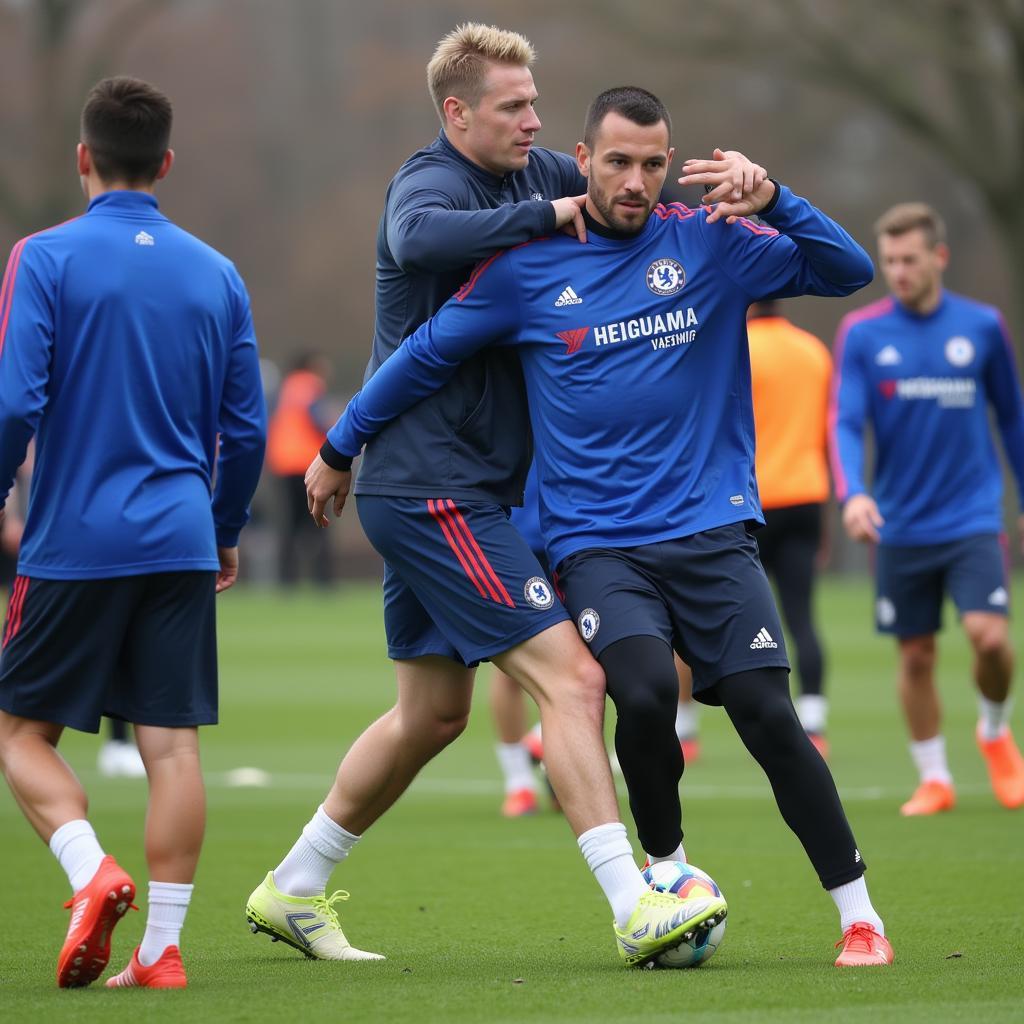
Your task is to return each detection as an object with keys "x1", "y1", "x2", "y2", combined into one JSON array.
[
  {"x1": 311, "y1": 86, "x2": 895, "y2": 968},
  {"x1": 0, "y1": 76, "x2": 266, "y2": 989},
  {"x1": 247, "y1": 27, "x2": 745, "y2": 969},
  {"x1": 833, "y1": 202, "x2": 1024, "y2": 816}
]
